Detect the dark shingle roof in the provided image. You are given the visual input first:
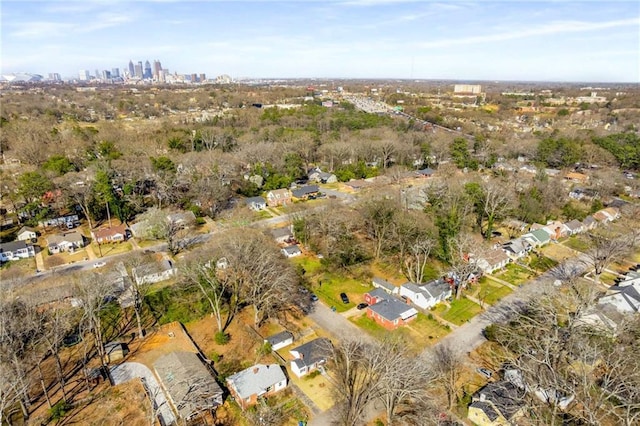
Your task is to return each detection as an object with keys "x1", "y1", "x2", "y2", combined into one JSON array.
[
  {"x1": 0, "y1": 240, "x2": 29, "y2": 253},
  {"x1": 473, "y1": 381, "x2": 525, "y2": 421},
  {"x1": 265, "y1": 331, "x2": 293, "y2": 346},
  {"x1": 292, "y1": 185, "x2": 319, "y2": 198},
  {"x1": 368, "y1": 298, "x2": 417, "y2": 322}
]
